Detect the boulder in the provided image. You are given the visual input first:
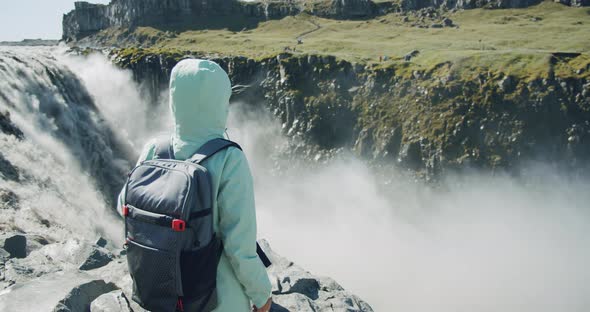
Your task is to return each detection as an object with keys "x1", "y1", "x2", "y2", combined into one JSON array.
[
  {"x1": 90, "y1": 290, "x2": 132, "y2": 312},
  {"x1": 399, "y1": 141, "x2": 423, "y2": 168},
  {"x1": 79, "y1": 248, "x2": 114, "y2": 271},
  {"x1": 328, "y1": 0, "x2": 376, "y2": 18},
  {"x1": 0, "y1": 111, "x2": 24, "y2": 139},
  {"x1": 0, "y1": 271, "x2": 117, "y2": 312},
  {"x1": 259, "y1": 240, "x2": 374, "y2": 312},
  {"x1": 2, "y1": 234, "x2": 26, "y2": 259},
  {"x1": 443, "y1": 17, "x2": 454, "y2": 27},
  {"x1": 95, "y1": 237, "x2": 108, "y2": 248}
]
